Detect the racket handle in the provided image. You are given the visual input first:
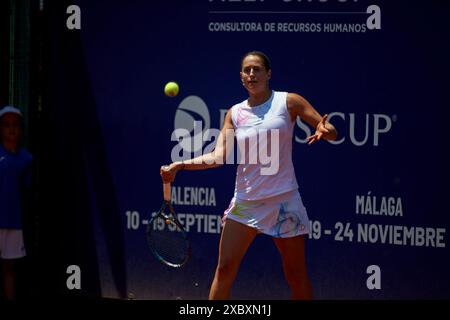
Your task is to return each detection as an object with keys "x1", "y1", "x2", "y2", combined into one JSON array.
[{"x1": 163, "y1": 183, "x2": 171, "y2": 201}]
